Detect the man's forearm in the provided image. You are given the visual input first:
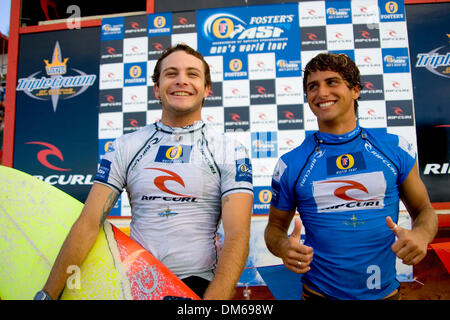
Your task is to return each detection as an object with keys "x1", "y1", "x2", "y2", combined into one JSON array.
[
  {"x1": 203, "y1": 235, "x2": 249, "y2": 300},
  {"x1": 41, "y1": 183, "x2": 119, "y2": 299},
  {"x1": 264, "y1": 223, "x2": 288, "y2": 258},
  {"x1": 43, "y1": 216, "x2": 100, "y2": 299},
  {"x1": 411, "y1": 204, "x2": 438, "y2": 244}
]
